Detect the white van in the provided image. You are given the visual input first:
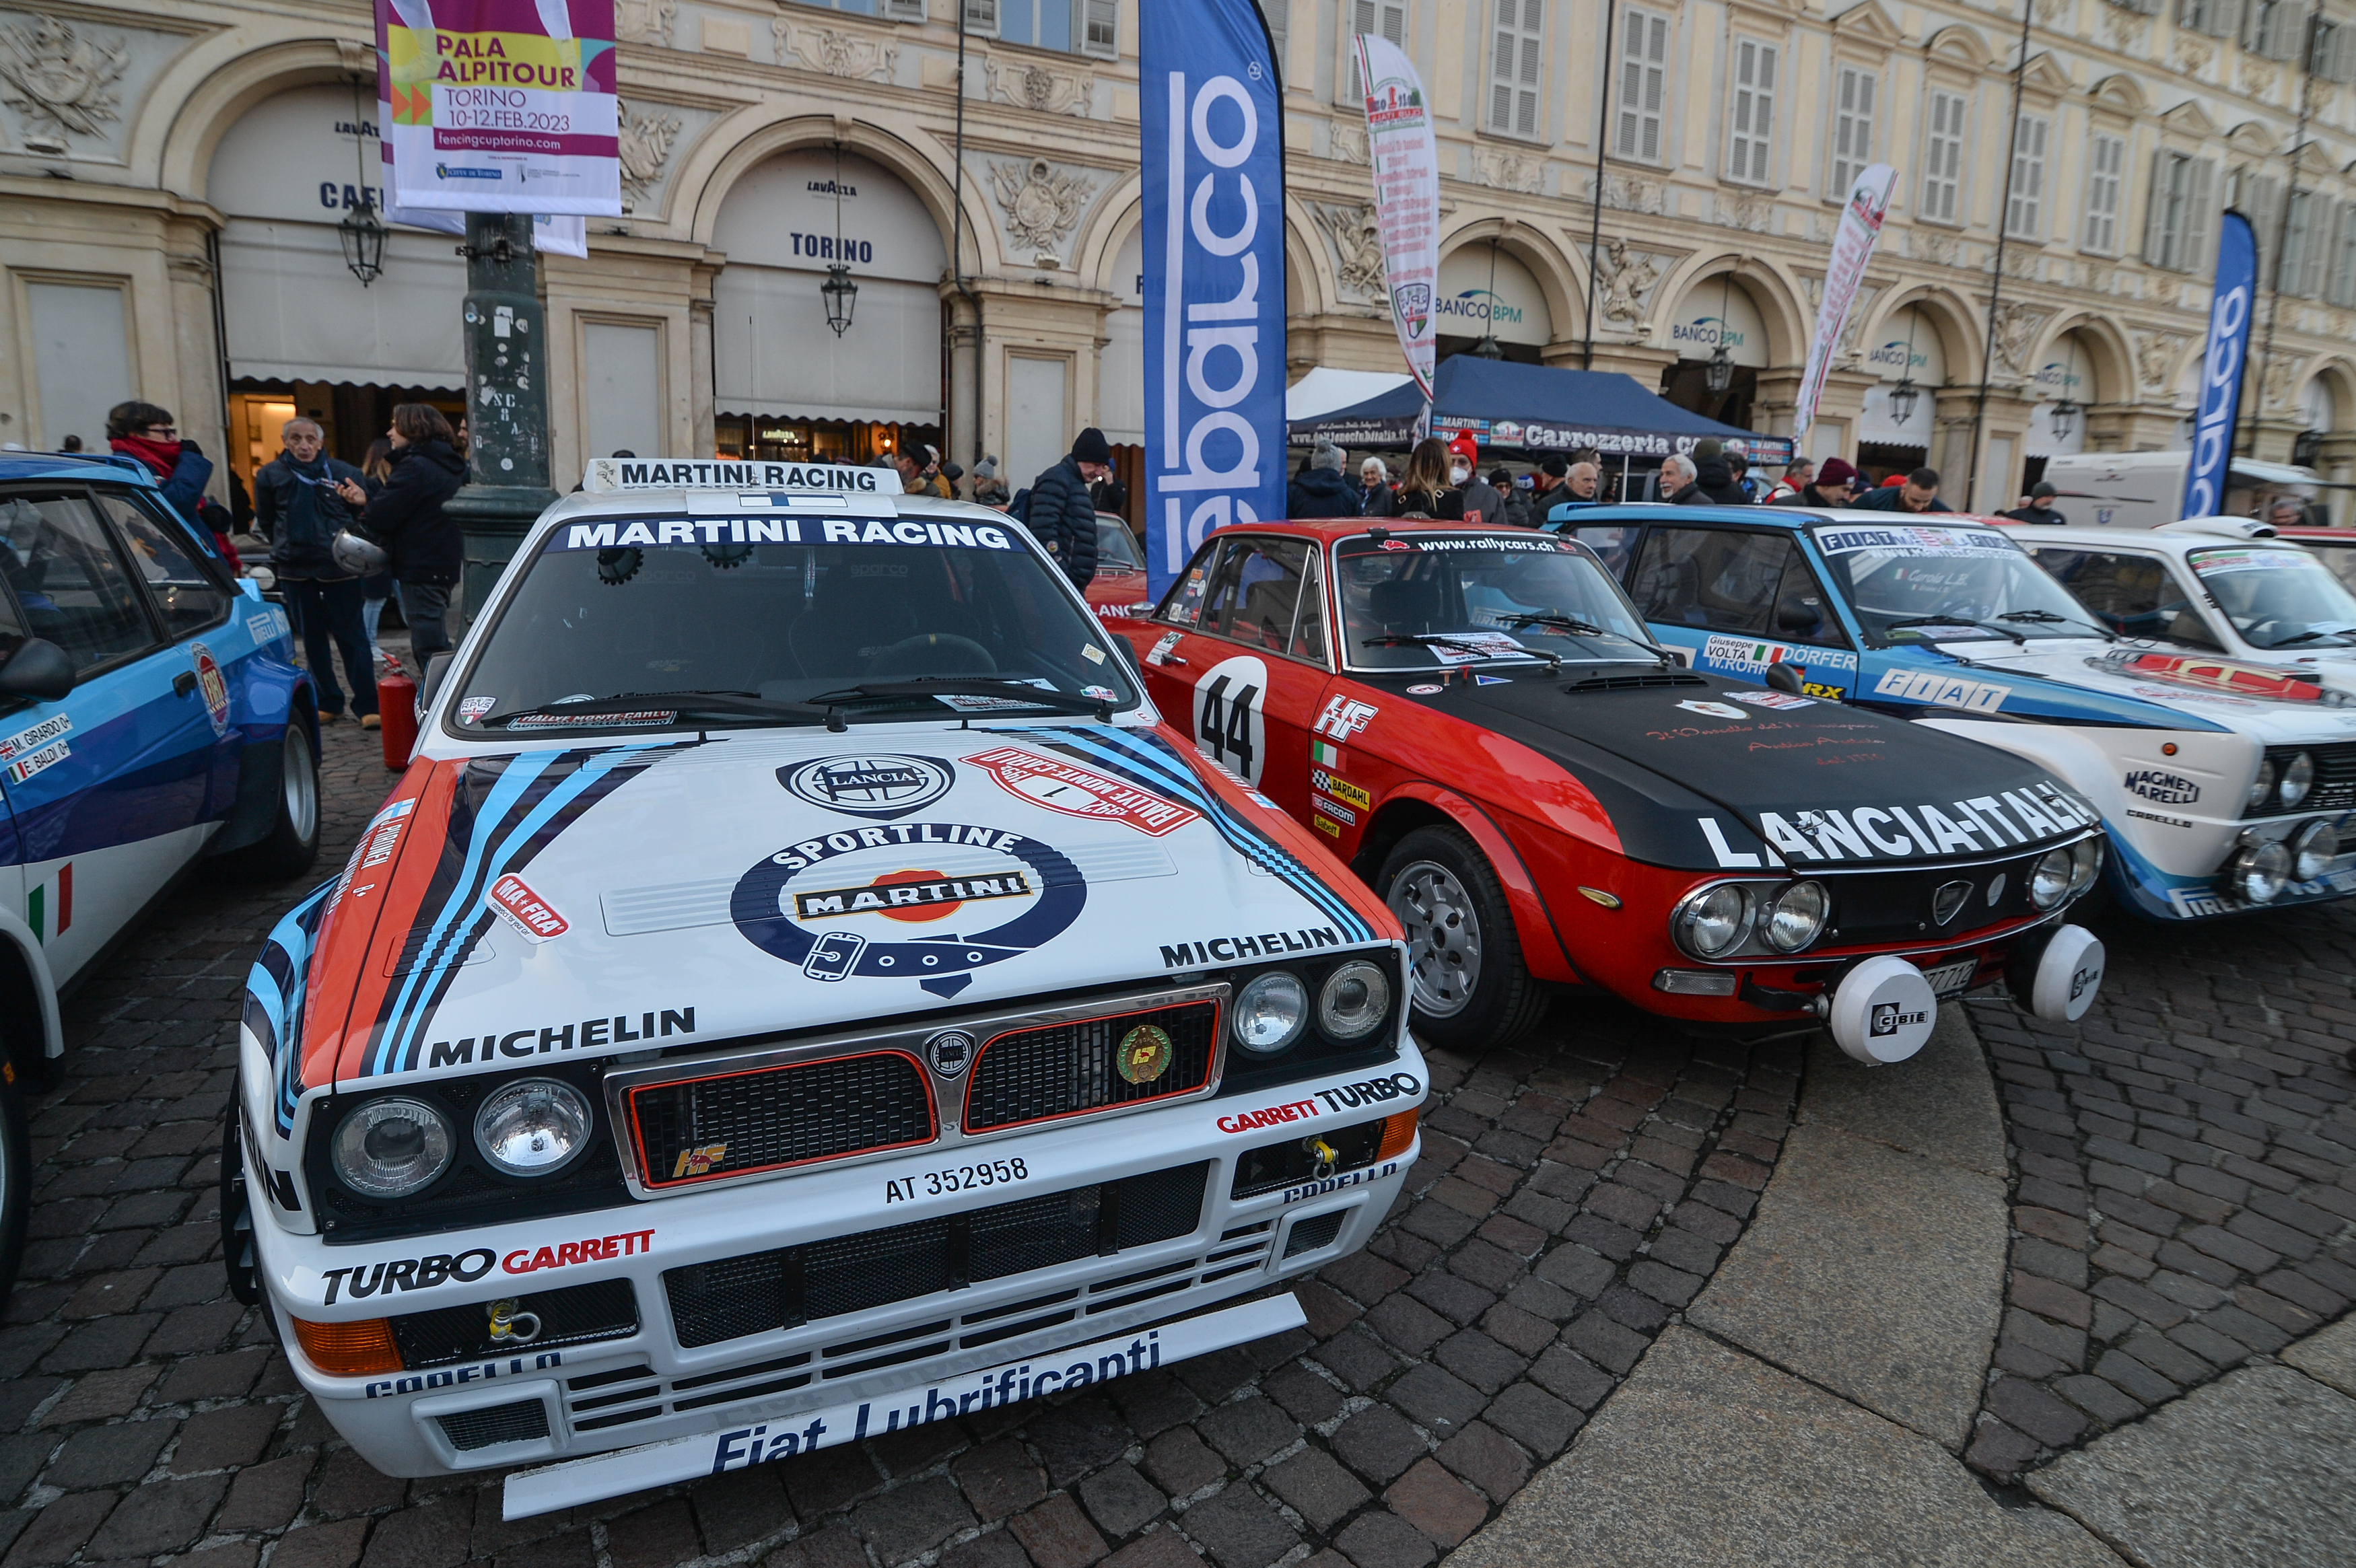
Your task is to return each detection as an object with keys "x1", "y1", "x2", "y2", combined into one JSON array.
[{"x1": 2039, "y1": 451, "x2": 2322, "y2": 529}]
